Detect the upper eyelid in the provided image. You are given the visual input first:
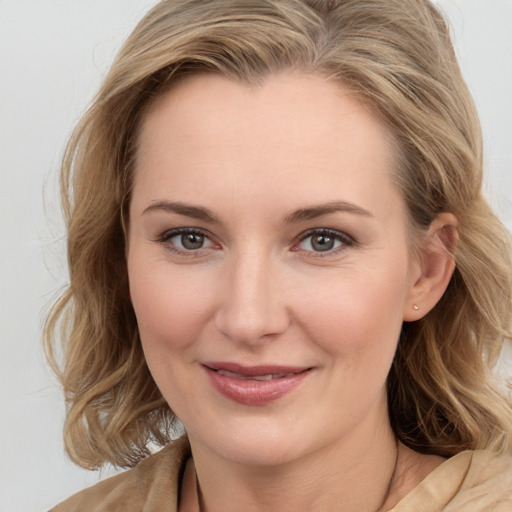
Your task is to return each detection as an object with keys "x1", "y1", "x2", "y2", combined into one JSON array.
[
  {"x1": 156, "y1": 227, "x2": 218, "y2": 255},
  {"x1": 155, "y1": 227, "x2": 355, "y2": 250},
  {"x1": 295, "y1": 228, "x2": 355, "y2": 243},
  {"x1": 159, "y1": 226, "x2": 212, "y2": 240}
]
